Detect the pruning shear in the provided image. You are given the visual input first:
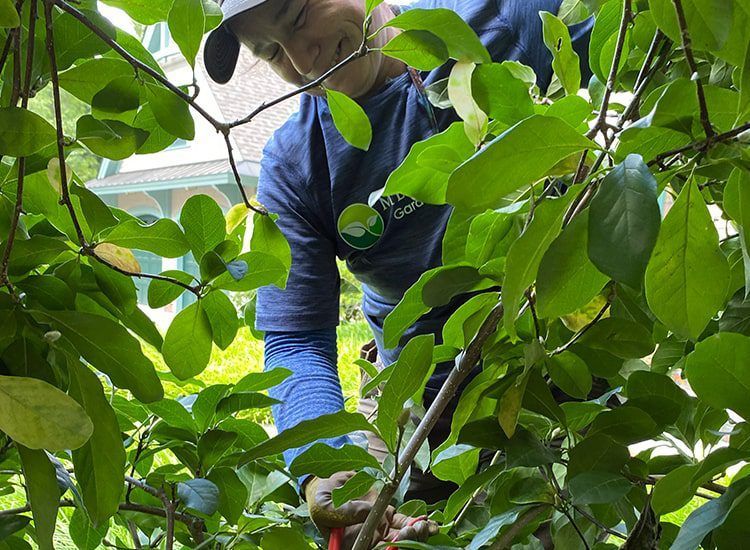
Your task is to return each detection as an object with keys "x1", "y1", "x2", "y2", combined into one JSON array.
[{"x1": 327, "y1": 516, "x2": 428, "y2": 550}]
